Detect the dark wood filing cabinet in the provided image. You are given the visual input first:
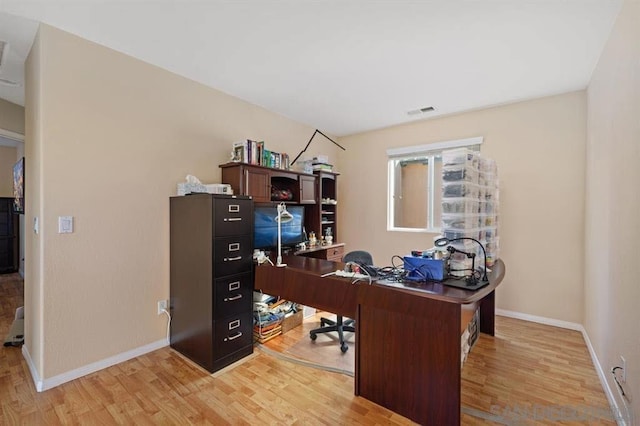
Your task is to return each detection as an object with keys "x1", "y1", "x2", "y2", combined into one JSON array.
[
  {"x1": 169, "y1": 193, "x2": 254, "y2": 373},
  {"x1": 0, "y1": 197, "x2": 18, "y2": 273}
]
